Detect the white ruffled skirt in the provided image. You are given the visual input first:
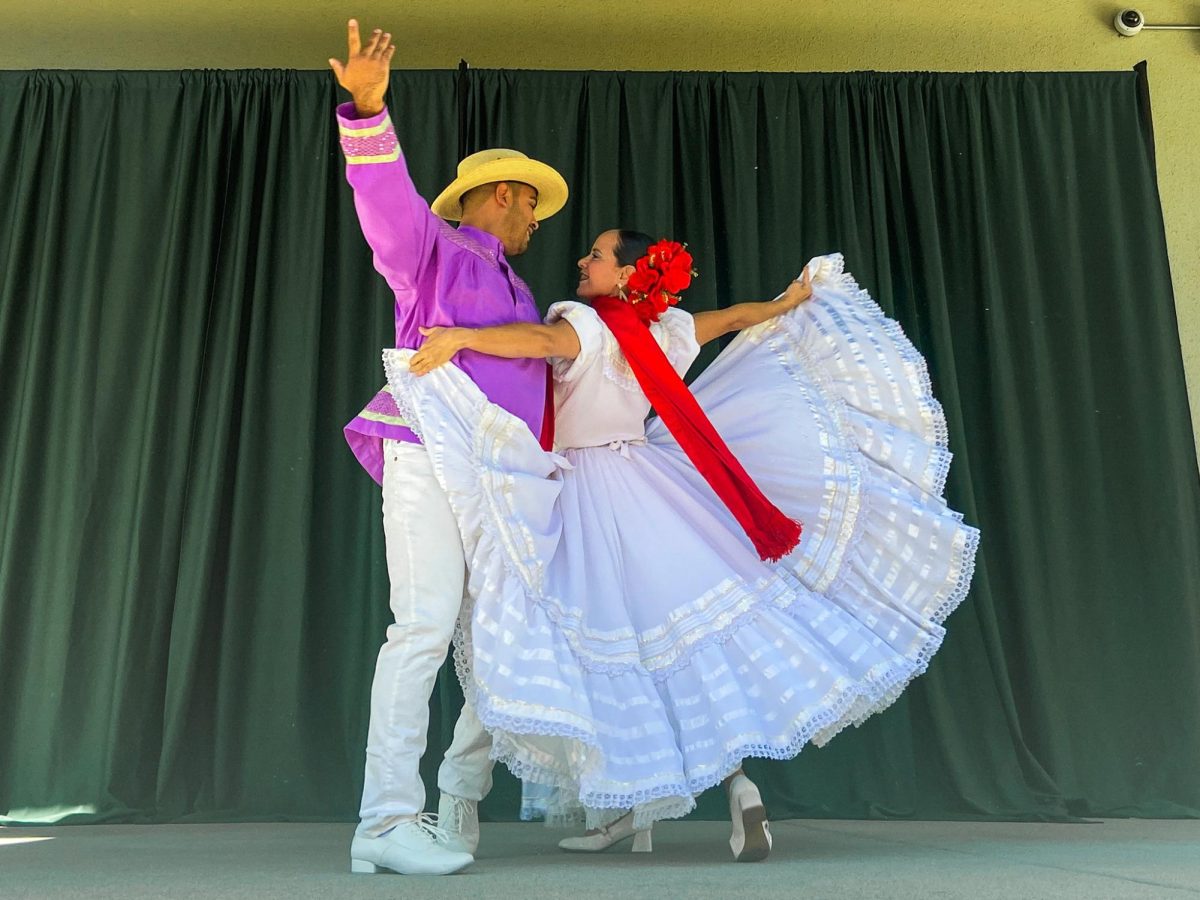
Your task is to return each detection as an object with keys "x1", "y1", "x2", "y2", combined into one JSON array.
[{"x1": 383, "y1": 255, "x2": 980, "y2": 828}]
